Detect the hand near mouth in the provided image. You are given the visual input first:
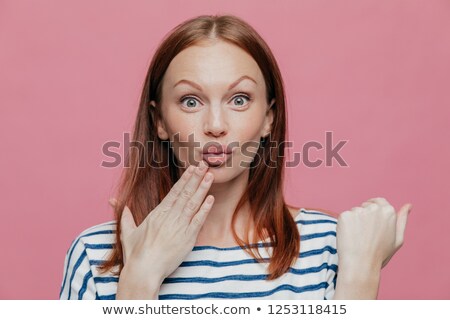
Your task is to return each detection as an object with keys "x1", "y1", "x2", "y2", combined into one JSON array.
[{"x1": 109, "y1": 160, "x2": 215, "y2": 299}]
